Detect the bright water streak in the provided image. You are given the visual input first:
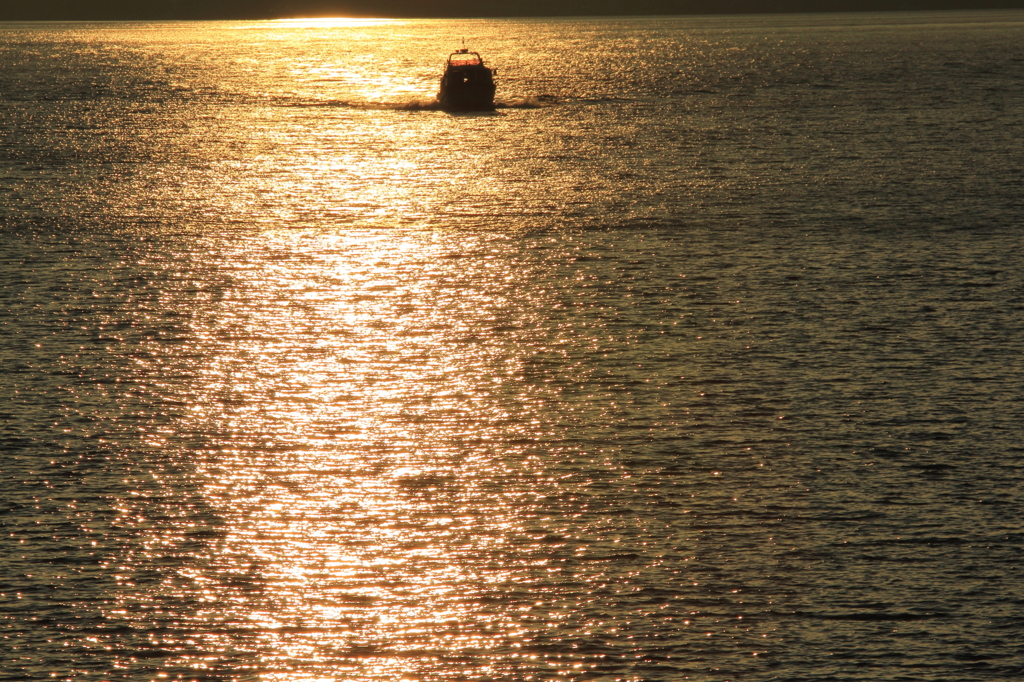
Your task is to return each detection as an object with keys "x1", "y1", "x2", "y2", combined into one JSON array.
[{"x1": 2, "y1": 12, "x2": 1024, "y2": 682}]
